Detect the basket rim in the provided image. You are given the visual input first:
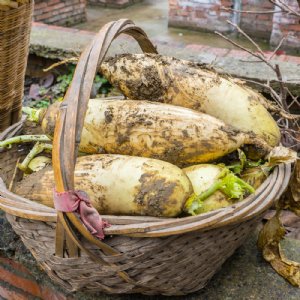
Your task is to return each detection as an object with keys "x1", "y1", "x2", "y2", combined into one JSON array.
[{"x1": 0, "y1": 119, "x2": 291, "y2": 237}]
